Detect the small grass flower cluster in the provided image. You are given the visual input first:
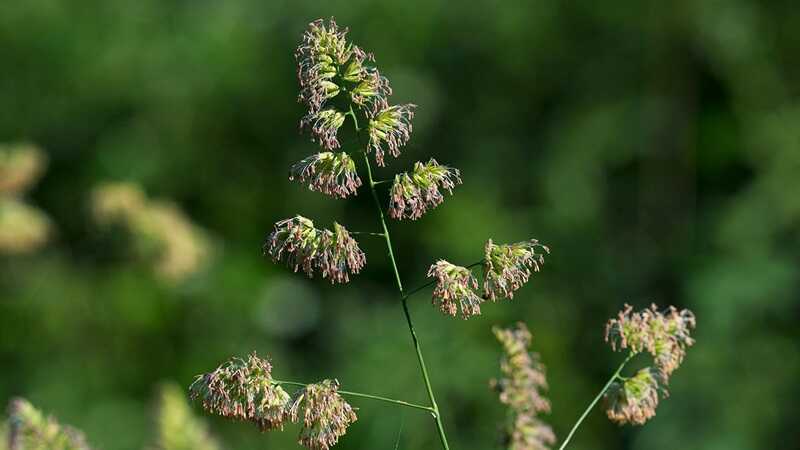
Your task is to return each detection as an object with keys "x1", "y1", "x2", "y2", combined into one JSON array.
[
  {"x1": 427, "y1": 260, "x2": 483, "y2": 318},
  {"x1": 491, "y1": 323, "x2": 555, "y2": 450},
  {"x1": 0, "y1": 143, "x2": 52, "y2": 255},
  {"x1": 264, "y1": 215, "x2": 366, "y2": 283},
  {"x1": 484, "y1": 239, "x2": 550, "y2": 301},
  {"x1": 7, "y1": 398, "x2": 91, "y2": 450},
  {"x1": 602, "y1": 304, "x2": 696, "y2": 425},
  {"x1": 389, "y1": 159, "x2": 461, "y2": 220},
  {"x1": 289, "y1": 152, "x2": 362, "y2": 199},
  {"x1": 190, "y1": 354, "x2": 357, "y2": 450}
]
